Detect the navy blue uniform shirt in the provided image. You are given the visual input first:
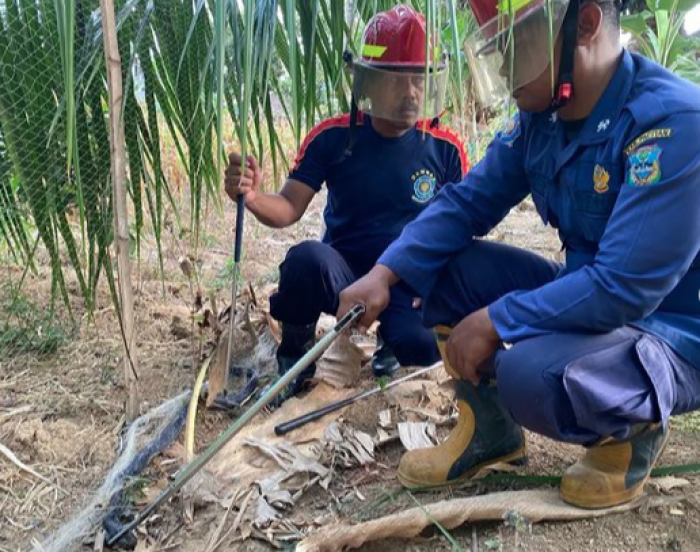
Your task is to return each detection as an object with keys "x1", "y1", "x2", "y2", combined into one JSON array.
[
  {"x1": 289, "y1": 113, "x2": 468, "y2": 273},
  {"x1": 379, "y1": 51, "x2": 700, "y2": 368}
]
